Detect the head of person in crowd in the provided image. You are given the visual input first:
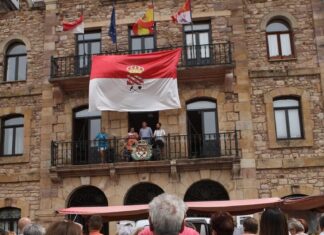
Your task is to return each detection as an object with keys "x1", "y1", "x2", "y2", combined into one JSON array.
[
  {"x1": 210, "y1": 211, "x2": 234, "y2": 235},
  {"x1": 142, "y1": 122, "x2": 147, "y2": 128},
  {"x1": 0, "y1": 228, "x2": 5, "y2": 235},
  {"x1": 288, "y1": 218, "x2": 305, "y2": 235},
  {"x1": 23, "y1": 224, "x2": 45, "y2": 235},
  {"x1": 18, "y1": 217, "x2": 31, "y2": 235},
  {"x1": 243, "y1": 217, "x2": 258, "y2": 235},
  {"x1": 259, "y1": 208, "x2": 288, "y2": 235},
  {"x1": 88, "y1": 215, "x2": 103, "y2": 234},
  {"x1": 118, "y1": 223, "x2": 134, "y2": 235},
  {"x1": 45, "y1": 221, "x2": 82, "y2": 235},
  {"x1": 298, "y1": 219, "x2": 308, "y2": 234},
  {"x1": 319, "y1": 215, "x2": 324, "y2": 233},
  {"x1": 148, "y1": 193, "x2": 187, "y2": 235}
]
